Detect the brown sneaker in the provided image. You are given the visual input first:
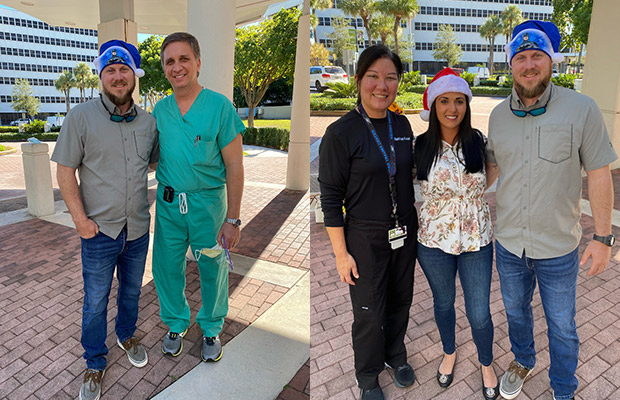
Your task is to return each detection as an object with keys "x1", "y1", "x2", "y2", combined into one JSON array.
[
  {"x1": 499, "y1": 360, "x2": 533, "y2": 399},
  {"x1": 117, "y1": 337, "x2": 148, "y2": 368},
  {"x1": 79, "y1": 369, "x2": 104, "y2": 400}
]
